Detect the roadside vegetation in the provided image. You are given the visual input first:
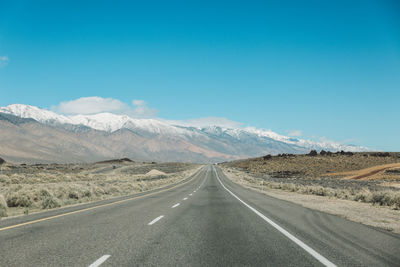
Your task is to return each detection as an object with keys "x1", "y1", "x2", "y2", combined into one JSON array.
[
  {"x1": 221, "y1": 152, "x2": 400, "y2": 210},
  {"x1": 0, "y1": 159, "x2": 200, "y2": 218},
  {"x1": 227, "y1": 151, "x2": 400, "y2": 178}
]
